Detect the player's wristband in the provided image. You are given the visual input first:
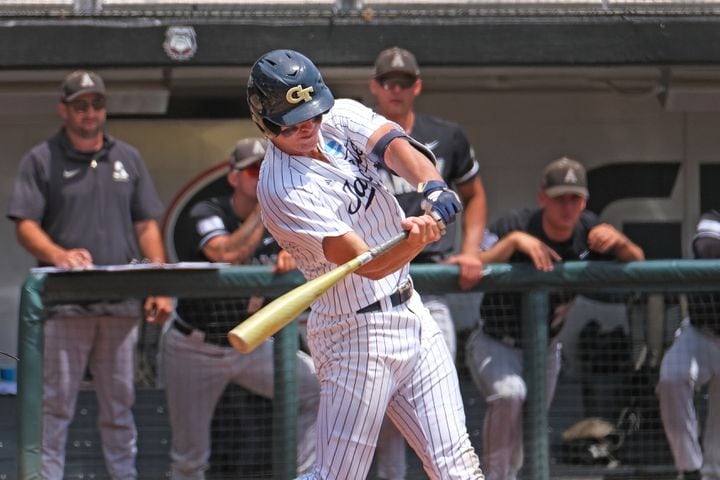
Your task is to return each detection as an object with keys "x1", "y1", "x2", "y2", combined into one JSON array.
[
  {"x1": 417, "y1": 180, "x2": 448, "y2": 195},
  {"x1": 418, "y1": 181, "x2": 462, "y2": 227}
]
